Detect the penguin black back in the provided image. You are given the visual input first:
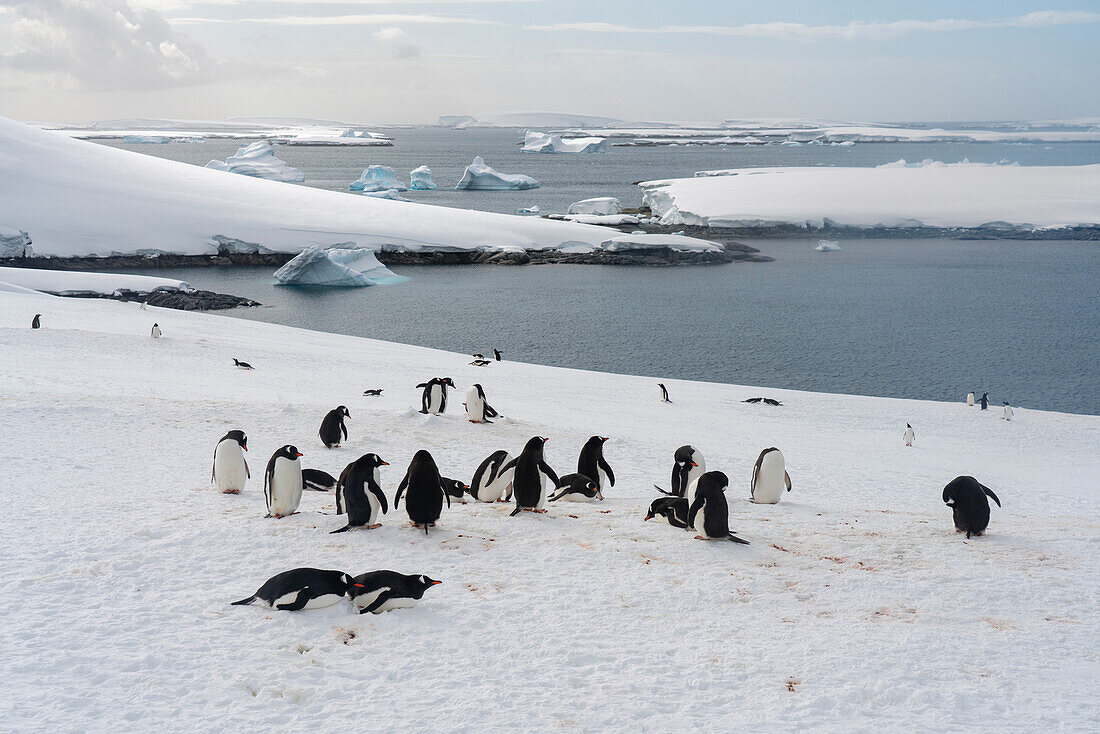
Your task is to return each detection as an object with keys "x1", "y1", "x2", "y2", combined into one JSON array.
[
  {"x1": 943, "y1": 476, "x2": 1001, "y2": 538},
  {"x1": 349, "y1": 571, "x2": 442, "y2": 614},
  {"x1": 493, "y1": 349, "x2": 503, "y2": 361},
  {"x1": 395, "y1": 449, "x2": 449, "y2": 532},
  {"x1": 577, "y1": 436, "x2": 614, "y2": 492},
  {"x1": 302, "y1": 468, "x2": 337, "y2": 491},
  {"x1": 503, "y1": 436, "x2": 558, "y2": 515},
  {"x1": 658, "y1": 383, "x2": 671, "y2": 403},
  {"x1": 231, "y1": 568, "x2": 356, "y2": 610},
  {"x1": 645, "y1": 496, "x2": 690, "y2": 528},
  {"x1": 31, "y1": 314, "x2": 41, "y2": 329},
  {"x1": 319, "y1": 406, "x2": 350, "y2": 448},
  {"x1": 688, "y1": 471, "x2": 749, "y2": 544},
  {"x1": 333, "y1": 453, "x2": 389, "y2": 533}
]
